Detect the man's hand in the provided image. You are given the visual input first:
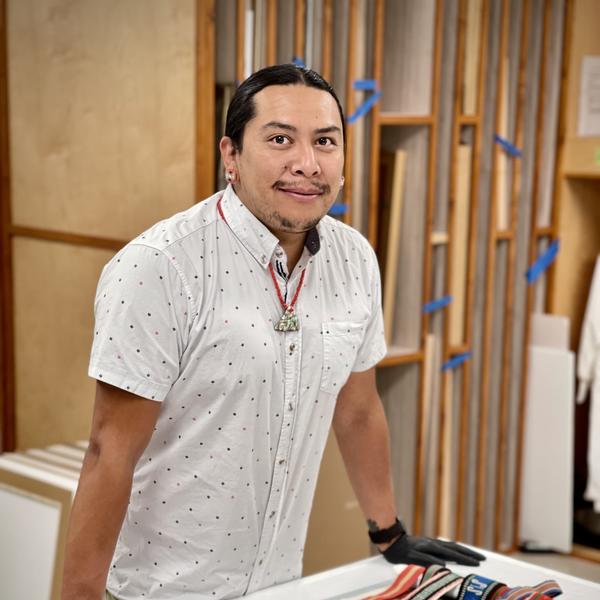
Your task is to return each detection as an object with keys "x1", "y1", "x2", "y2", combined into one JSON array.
[{"x1": 378, "y1": 533, "x2": 486, "y2": 567}]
